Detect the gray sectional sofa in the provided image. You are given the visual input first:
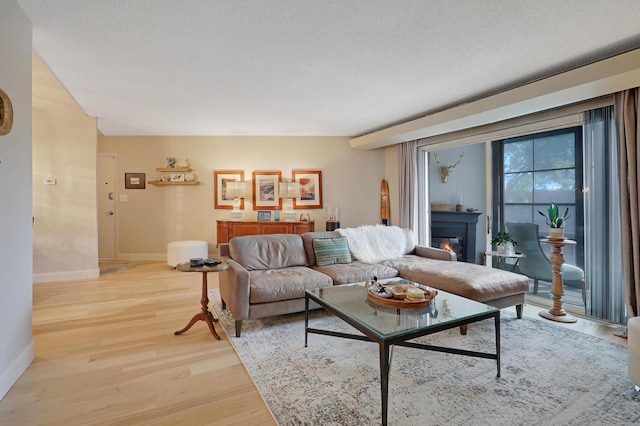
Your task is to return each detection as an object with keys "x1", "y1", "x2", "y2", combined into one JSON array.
[{"x1": 218, "y1": 225, "x2": 530, "y2": 337}]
